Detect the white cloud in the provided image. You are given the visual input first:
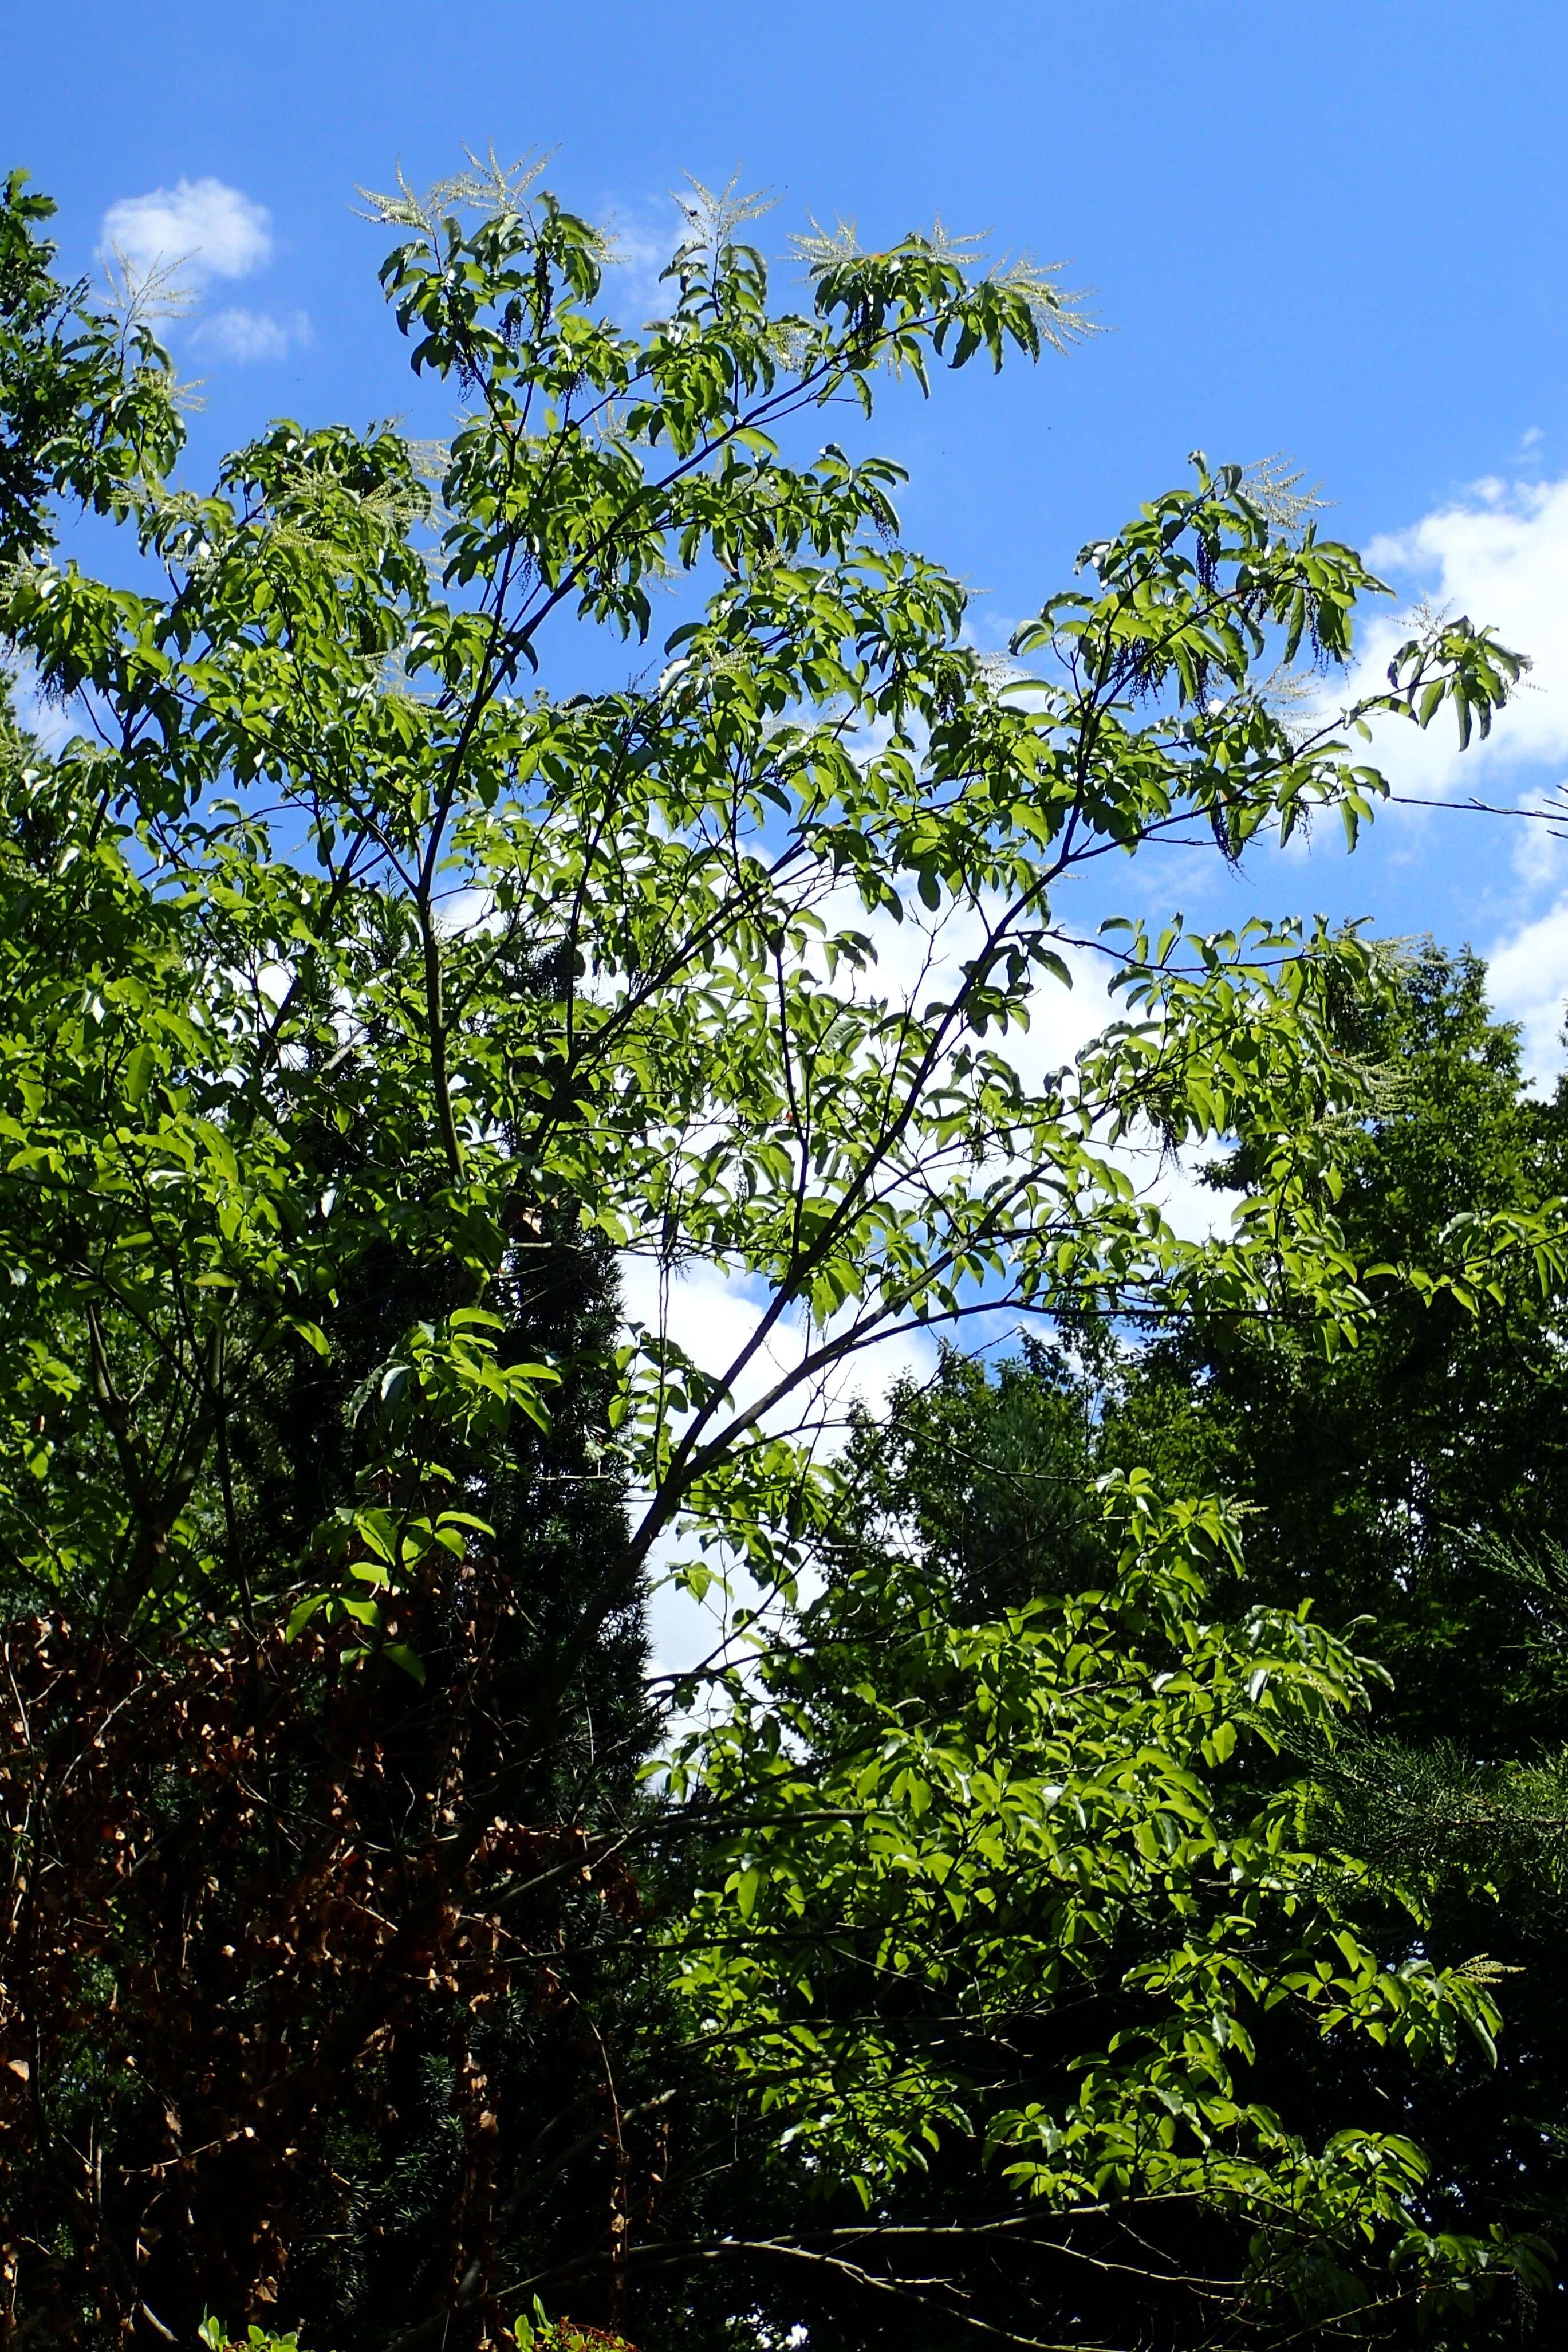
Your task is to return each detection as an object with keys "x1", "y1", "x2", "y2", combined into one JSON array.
[
  {"x1": 190, "y1": 306, "x2": 312, "y2": 364},
  {"x1": 1487, "y1": 895, "x2": 1568, "y2": 1091},
  {"x1": 1507, "y1": 786, "x2": 1568, "y2": 896},
  {"x1": 8, "y1": 662, "x2": 76, "y2": 755},
  {"x1": 1340, "y1": 469, "x2": 1568, "y2": 1084},
  {"x1": 1344, "y1": 473, "x2": 1568, "y2": 804},
  {"x1": 626, "y1": 1250, "x2": 941, "y2": 1675},
  {"x1": 618, "y1": 1252, "x2": 939, "y2": 1468},
  {"x1": 827, "y1": 892, "x2": 1240, "y2": 1240},
  {"x1": 599, "y1": 195, "x2": 680, "y2": 318},
  {"x1": 100, "y1": 177, "x2": 273, "y2": 284}
]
